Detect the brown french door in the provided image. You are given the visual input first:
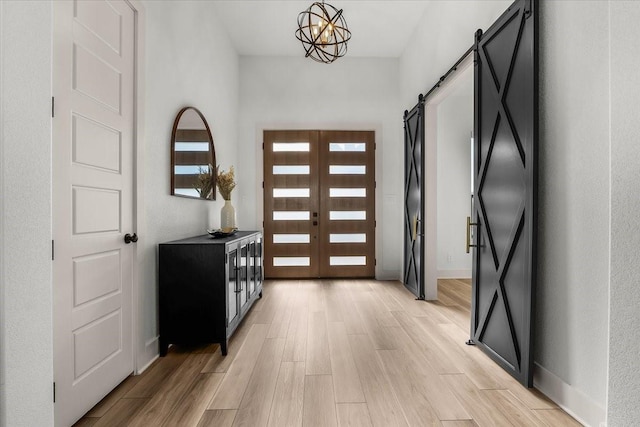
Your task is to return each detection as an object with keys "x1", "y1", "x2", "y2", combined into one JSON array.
[{"x1": 264, "y1": 130, "x2": 375, "y2": 278}]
